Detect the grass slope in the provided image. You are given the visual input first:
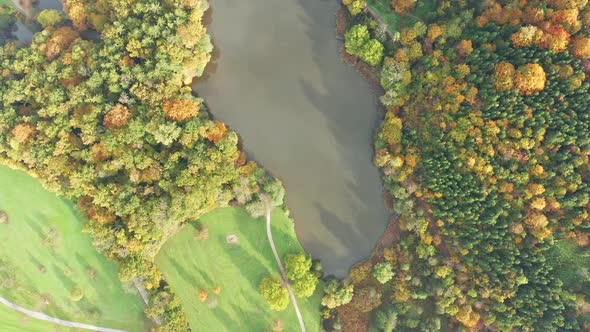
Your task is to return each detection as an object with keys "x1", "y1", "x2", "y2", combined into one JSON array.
[
  {"x1": 0, "y1": 304, "x2": 67, "y2": 332},
  {"x1": 156, "y1": 207, "x2": 322, "y2": 332},
  {"x1": 0, "y1": 165, "x2": 147, "y2": 331}
]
